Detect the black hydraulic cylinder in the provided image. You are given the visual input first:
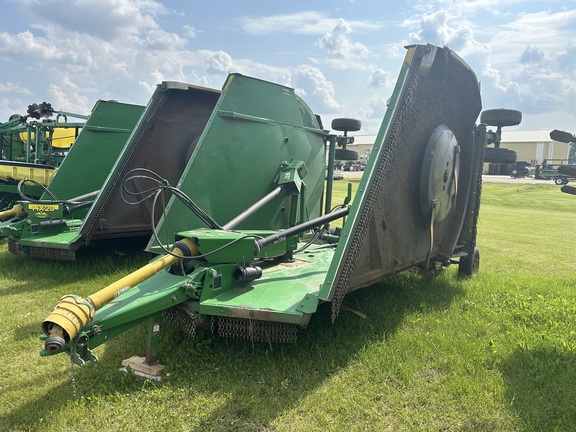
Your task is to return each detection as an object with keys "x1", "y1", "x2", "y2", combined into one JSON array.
[
  {"x1": 67, "y1": 190, "x2": 100, "y2": 203},
  {"x1": 255, "y1": 206, "x2": 349, "y2": 253},
  {"x1": 64, "y1": 200, "x2": 95, "y2": 215}
]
